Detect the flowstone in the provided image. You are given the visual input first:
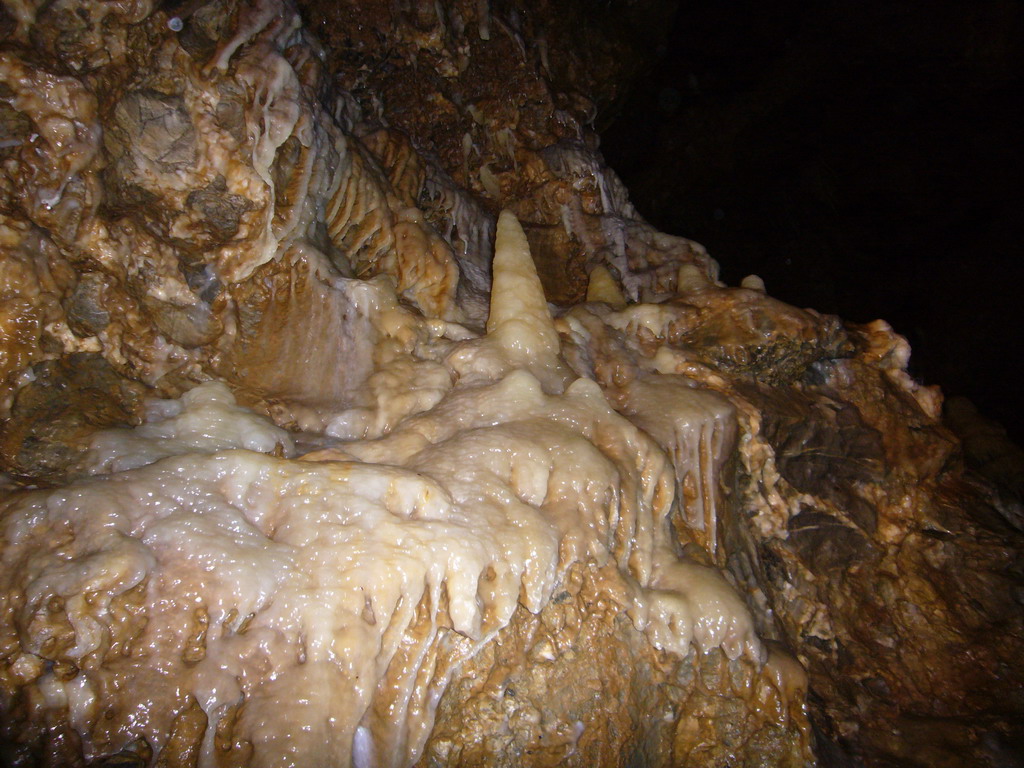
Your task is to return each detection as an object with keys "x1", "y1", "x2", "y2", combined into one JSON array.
[{"x1": 0, "y1": 0, "x2": 1020, "y2": 765}]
